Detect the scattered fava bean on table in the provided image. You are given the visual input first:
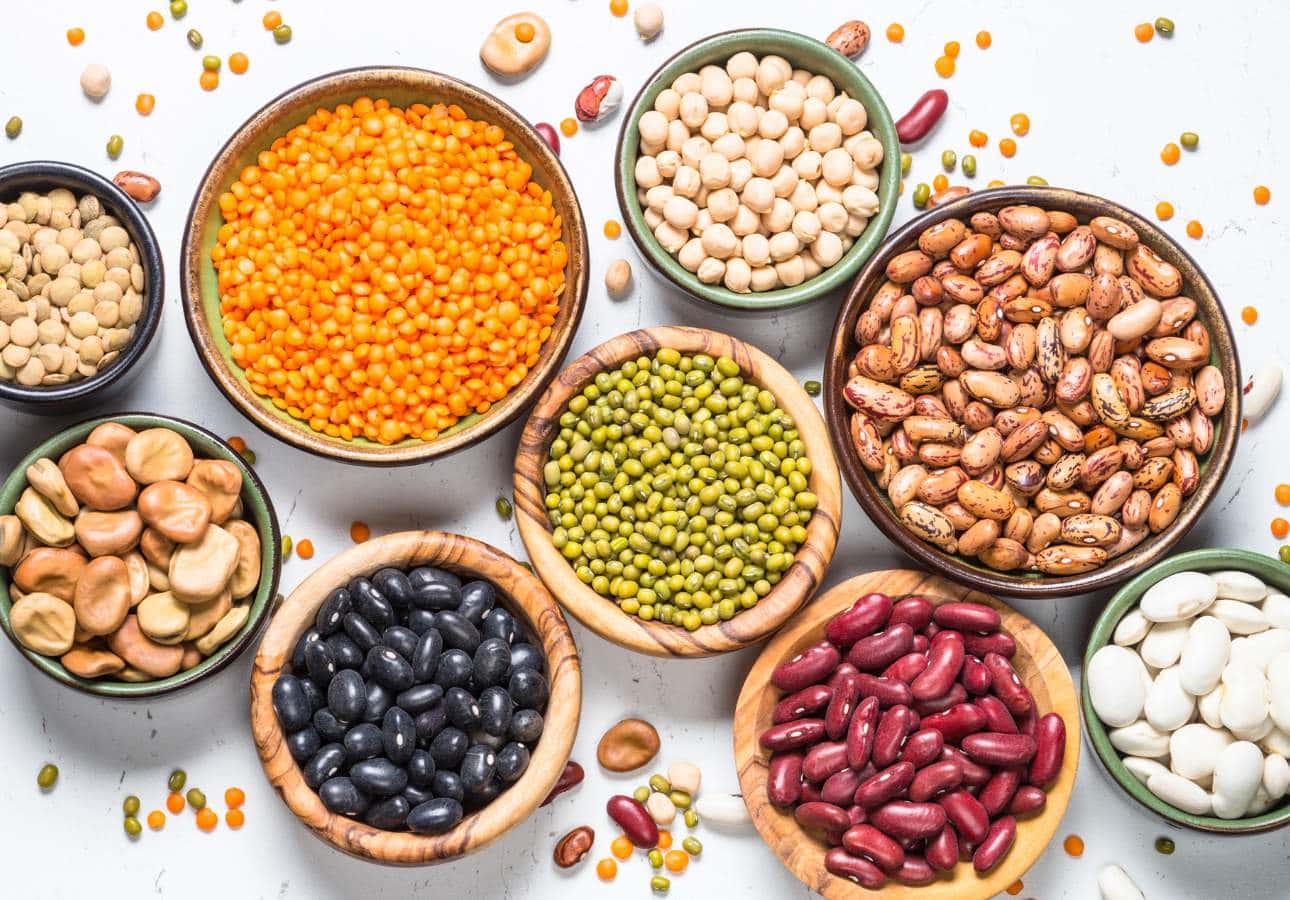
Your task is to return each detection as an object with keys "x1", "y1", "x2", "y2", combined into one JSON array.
[
  {"x1": 480, "y1": 13, "x2": 551, "y2": 78},
  {"x1": 597, "y1": 718, "x2": 661, "y2": 771}
]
